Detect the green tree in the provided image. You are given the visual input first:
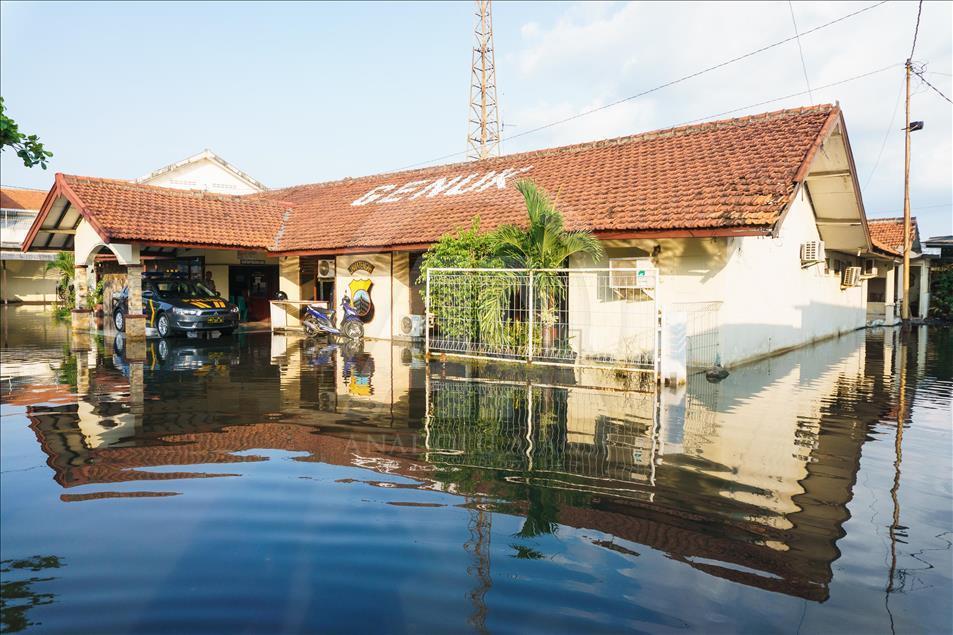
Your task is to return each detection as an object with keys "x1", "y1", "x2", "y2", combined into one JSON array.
[
  {"x1": 0, "y1": 97, "x2": 53, "y2": 169},
  {"x1": 44, "y1": 251, "x2": 75, "y2": 314},
  {"x1": 490, "y1": 179, "x2": 604, "y2": 350}
]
